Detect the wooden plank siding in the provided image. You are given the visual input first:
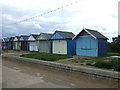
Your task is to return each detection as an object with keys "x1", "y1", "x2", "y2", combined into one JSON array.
[
  {"x1": 37, "y1": 33, "x2": 52, "y2": 53},
  {"x1": 73, "y1": 28, "x2": 108, "y2": 57},
  {"x1": 49, "y1": 31, "x2": 76, "y2": 55}
]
